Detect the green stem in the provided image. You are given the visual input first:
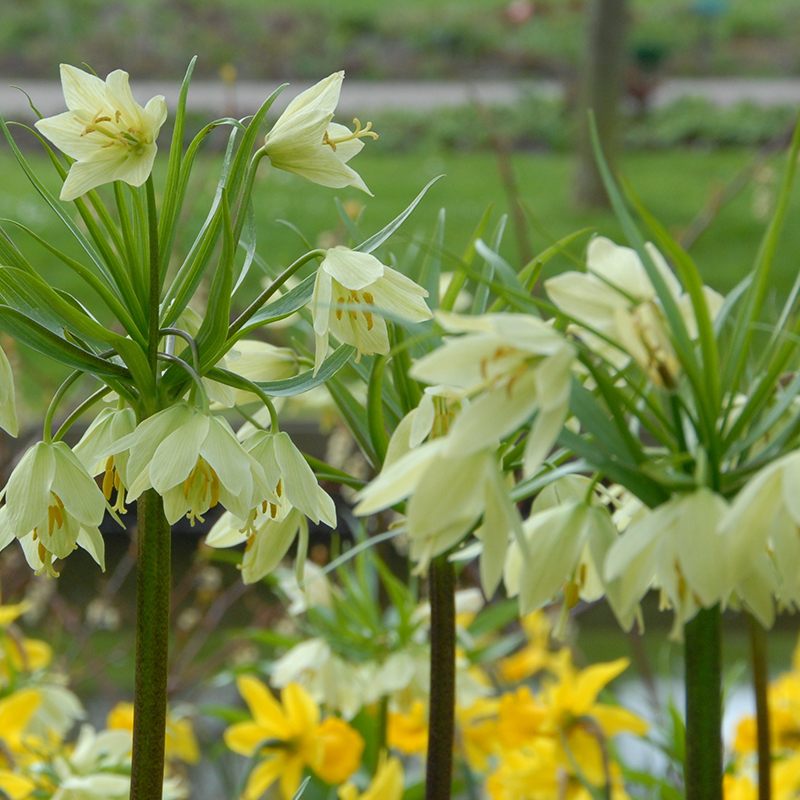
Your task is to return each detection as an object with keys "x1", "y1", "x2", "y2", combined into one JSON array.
[
  {"x1": 43, "y1": 370, "x2": 82, "y2": 443},
  {"x1": 684, "y1": 606, "x2": 723, "y2": 800},
  {"x1": 748, "y1": 613, "x2": 771, "y2": 800},
  {"x1": 425, "y1": 554, "x2": 456, "y2": 800},
  {"x1": 228, "y1": 249, "x2": 325, "y2": 339},
  {"x1": 130, "y1": 489, "x2": 171, "y2": 800}
]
